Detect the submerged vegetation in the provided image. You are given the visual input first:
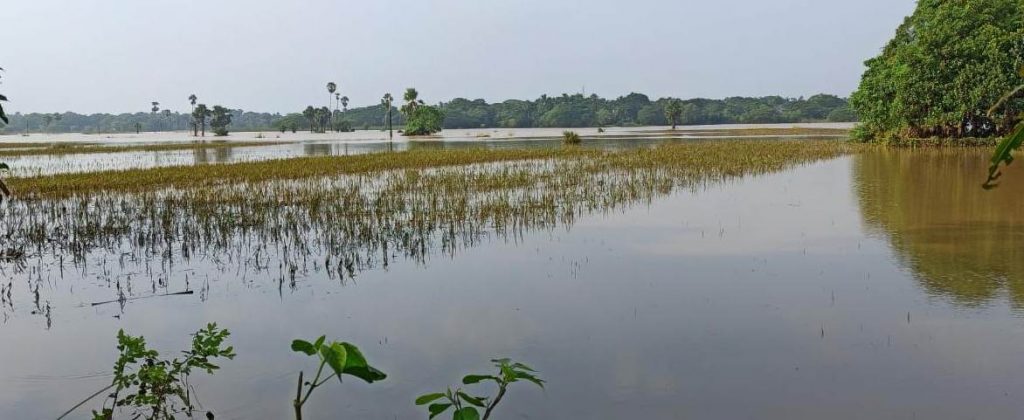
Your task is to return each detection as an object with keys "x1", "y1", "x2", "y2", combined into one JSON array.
[
  {"x1": 0, "y1": 140, "x2": 853, "y2": 321},
  {"x1": 8, "y1": 140, "x2": 852, "y2": 199},
  {"x1": 0, "y1": 140, "x2": 286, "y2": 158},
  {"x1": 561, "y1": 130, "x2": 581, "y2": 145}
]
